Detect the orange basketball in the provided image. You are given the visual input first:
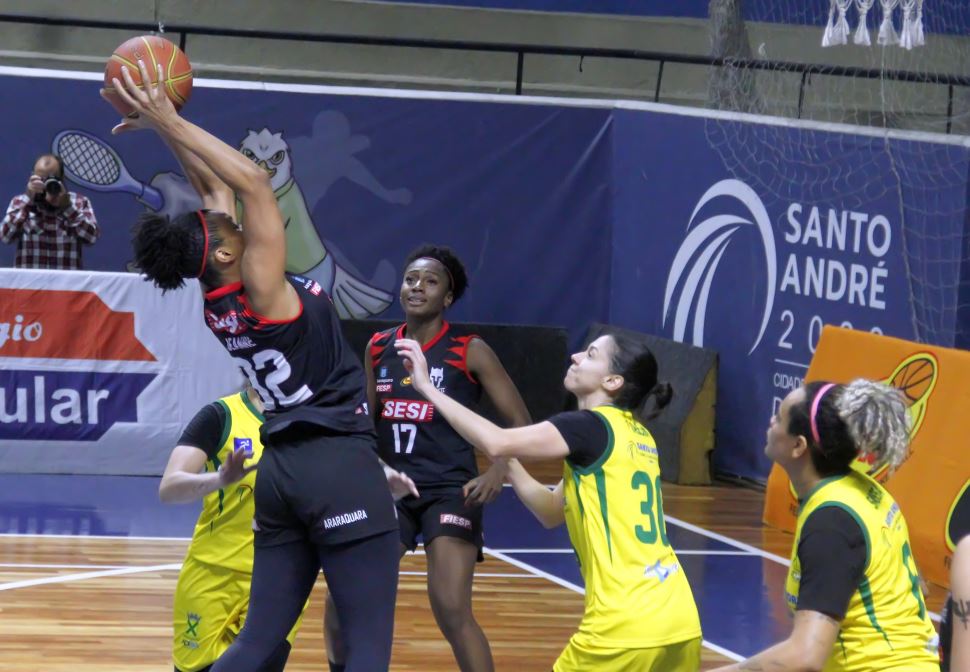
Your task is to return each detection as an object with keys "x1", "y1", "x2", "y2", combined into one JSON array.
[
  {"x1": 103, "y1": 35, "x2": 193, "y2": 117},
  {"x1": 888, "y1": 355, "x2": 935, "y2": 404}
]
